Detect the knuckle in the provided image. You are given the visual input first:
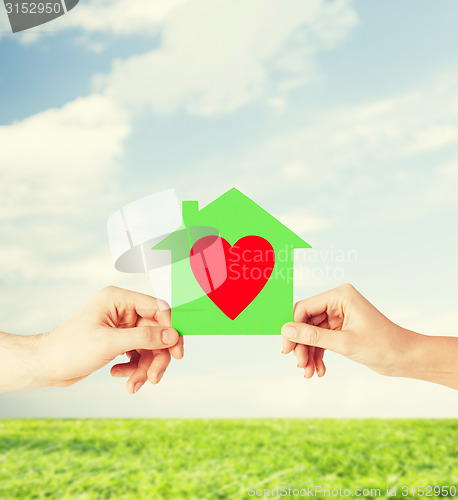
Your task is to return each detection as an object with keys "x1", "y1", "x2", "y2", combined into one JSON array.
[
  {"x1": 153, "y1": 349, "x2": 170, "y2": 361},
  {"x1": 293, "y1": 300, "x2": 304, "y2": 320},
  {"x1": 306, "y1": 325, "x2": 320, "y2": 346},
  {"x1": 135, "y1": 325, "x2": 150, "y2": 345},
  {"x1": 100, "y1": 285, "x2": 118, "y2": 297},
  {"x1": 339, "y1": 283, "x2": 356, "y2": 294},
  {"x1": 156, "y1": 298, "x2": 171, "y2": 311},
  {"x1": 293, "y1": 300, "x2": 303, "y2": 311}
]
